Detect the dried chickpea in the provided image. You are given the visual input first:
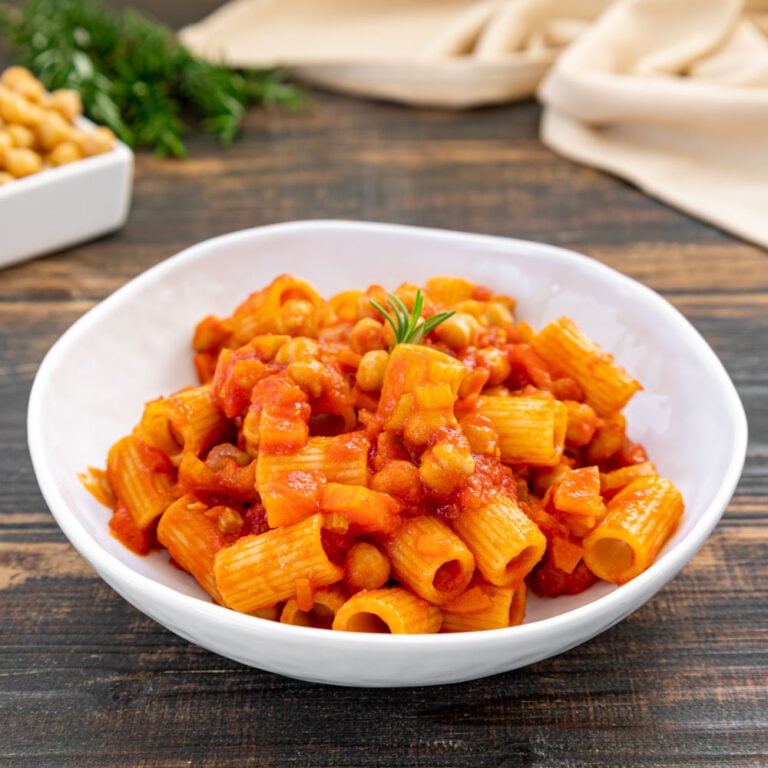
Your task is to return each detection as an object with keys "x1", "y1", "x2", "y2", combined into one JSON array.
[
  {"x1": 36, "y1": 110, "x2": 73, "y2": 151},
  {"x1": 6, "y1": 123, "x2": 35, "y2": 149},
  {"x1": 0, "y1": 67, "x2": 116, "y2": 186},
  {"x1": 48, "y1": 140, "x2": 82, "y2": 166},
  {"x1": 47, "y1": 89, "x2": 83, "y2": 122},
  {"x1": 75, "y1": 125, "x2": 116, "y2": 156},
  {"x1": 0, "y1": 171, "x2": 14, "y2": 185},
  {"x1": 1, "y1": 66, "x2": 46, "y2": 103},
  {"x1": 0, "y1": 85, "x2": 40, "y2": 126},
  {"x1": 3, "y1": 146, "x2": 43, "y2": 177},
  {"x1": 0, "y1": 66, "x2": 30, "y2": 88}
]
